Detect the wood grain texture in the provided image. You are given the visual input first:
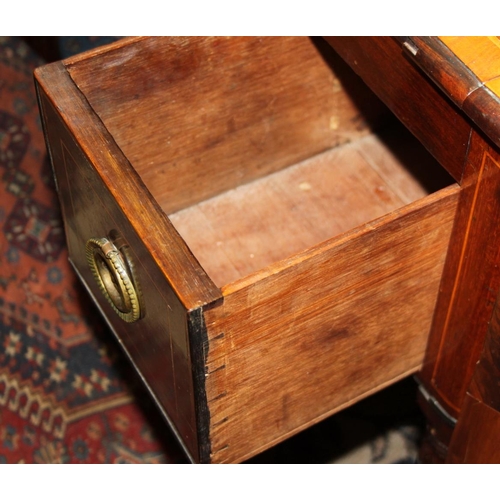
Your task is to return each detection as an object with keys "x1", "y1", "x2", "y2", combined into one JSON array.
[
  {"x1": 445, "y1": 286, "x2": 500, "y2": 463},
  {"x1": 170, "y1": 125, "x2": 450, "y2": 288},
  {"x1": 419, "y1": 131, "x2": 500, "y2": 417},
  {"x1": 324, "y1": 36, "x2": 471, "y2": 183},
  {"x1": 468, "y1": 285, "x2": 500, "y2": 412},
  {"x1": 401, "y1": 37, "x2": 481, "y2": 107},
  {"x1": 65, "y1": 36, "x2": 390, "y2": 214},
  {"x1": 447, "y1": 394, "x2": 500, "y2": 463},
  {"x1": 37, "y1": 88, "x2": 202, "y2": 460},
  {"x1": 36, "y1": 37, "x2": 478, "y2": 463},
  {"x1": 203, "y1": 185, "x2": 459, "y2": 463},
  {"x1": 462, "y1": 87, "x2": 500, "y2": 148},
  {"x1": 439, "y1": 36, "x2": 500, "y2": 86},
  {"x1": 405, "y1": 36, "x2": 500, "y2": 150},
  {"x1": 61, "y1": 36, "x2": 145, "y2": 65},
  {"x1": 35, "y1": 62, "x2": 221, "y2": 462},
  {"x1": 363, "y1": 36, "x2": 500, "y2": 462},
  {"x1": 34, "y1": 62, "x2": 221, "y2": 312}
]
